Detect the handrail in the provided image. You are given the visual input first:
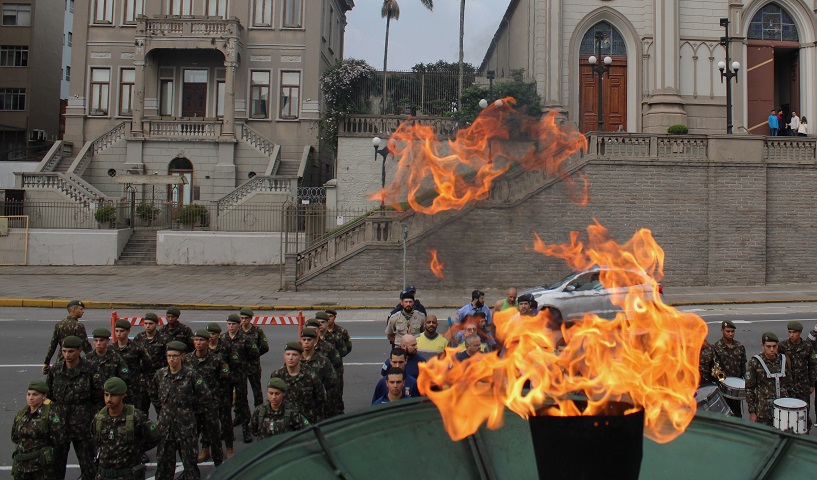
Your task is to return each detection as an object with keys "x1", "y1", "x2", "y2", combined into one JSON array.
[
  {"x1": 240, "y1": 123, "x2": 280, "y2": 175},
  {"x1": 68, "y1": 121, "x2": 128, "y2": 176},
  {"x1": 19, "y1": 172, "x2": 103, "y2": 204},
  {"x1": 297, "y1": 145, "x2": 311, "y2": 179},
  {"x1": 35, "y1": 141, "x2": 64, "y2": 172},
  {"x1": 341, "y1": 115, "x2": 459, "y2": 138},
  {"x1": 216, "y1": 175, "x2": 297, "y2": 210}
]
